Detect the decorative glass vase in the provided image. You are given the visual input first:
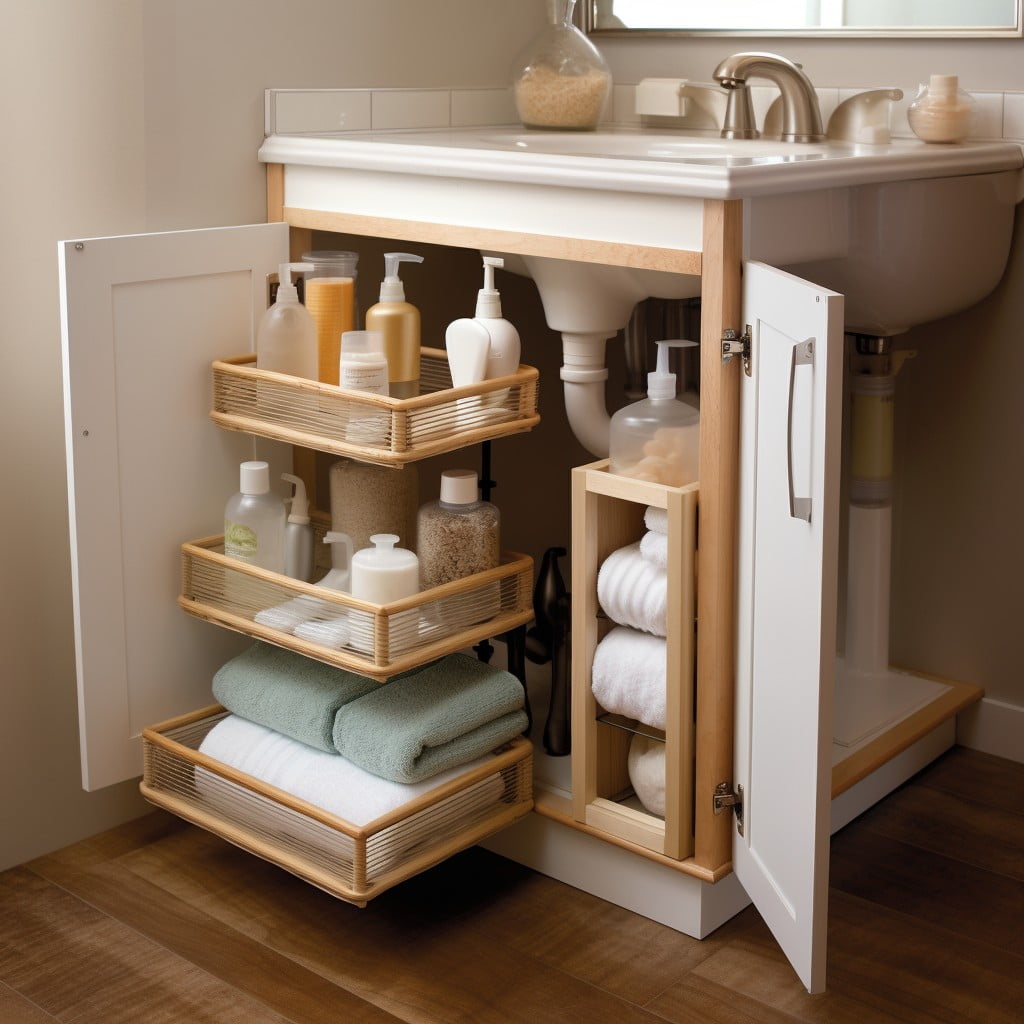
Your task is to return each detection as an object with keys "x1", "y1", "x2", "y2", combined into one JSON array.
[
  {"x1": 512, "y1": 0, "x2": 612, "y2": 131},
  {"x1": 907, "y1": 74, "x2": 975, "y2": 144}
]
